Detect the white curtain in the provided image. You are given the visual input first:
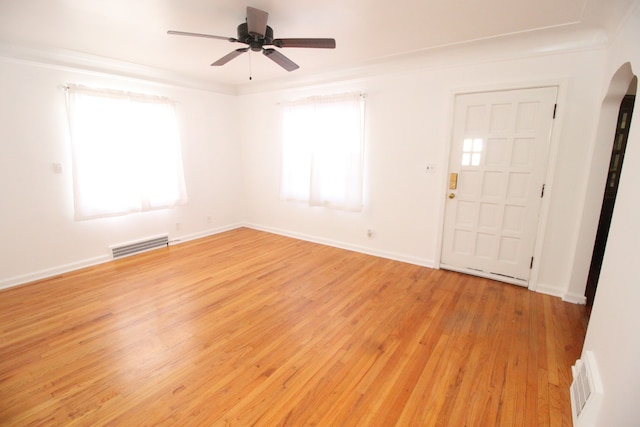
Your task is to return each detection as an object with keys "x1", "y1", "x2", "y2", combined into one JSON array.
[
  {"x1": 65, "y1": 84, "x2": 187, "y2": 220},
  {"x1": 280, "y1": 93, "x2": 364, "y2": 212}
]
